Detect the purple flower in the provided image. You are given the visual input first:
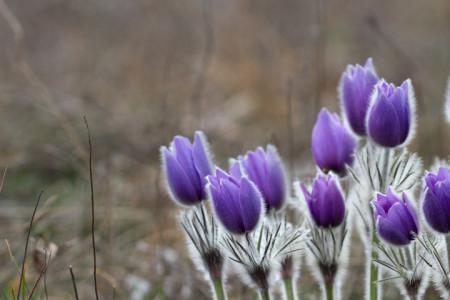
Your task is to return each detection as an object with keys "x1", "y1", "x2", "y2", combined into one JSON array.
[
  {"x1": 207, "y1": 167, "x2": 263, "y2": 235},
  {"x1": 236, "y1": 145, "x2": 287, "y2": 211},
  {"x1": 161, "y1": 131, "x2": 213, "y2": 206},
  {"x1": 300, "y1": 174, "x2": 346, "y2": 228},
  {"x1": 367, "y1": 79, "x2": 414, "y2": 148},
  {"x1": 372, "y1": 189, "x2": 419, "y2": 246},
  {"x1": 339, "y1": 58, "x2": 379, "y2": 136},
  {"x1": 311, "y1": 108, "x2": 357, "y2": 175},
  {"x1": 422, "y1": 167, "x2": 450, "y2": 234}
]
